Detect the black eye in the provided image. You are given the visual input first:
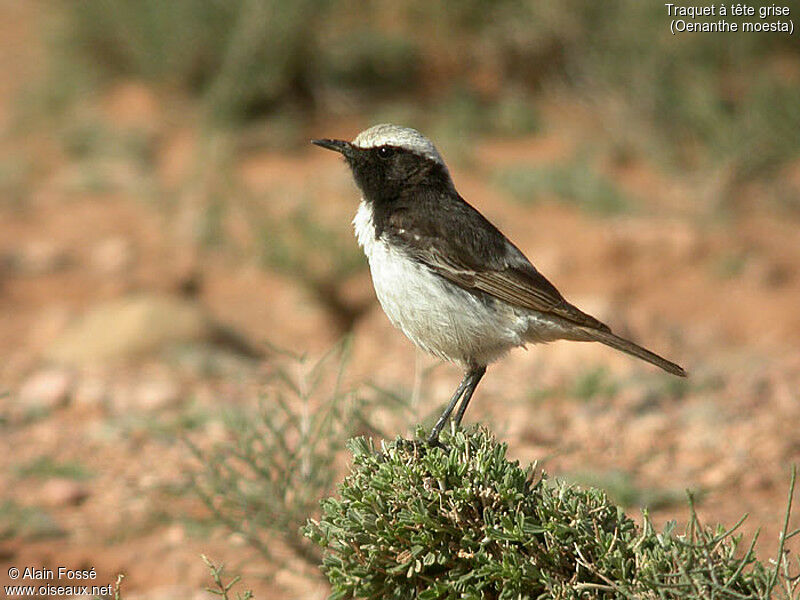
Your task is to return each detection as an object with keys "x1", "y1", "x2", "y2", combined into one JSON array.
[{"x1": 377, "y1": 146, "x2": 395, "y2": 159}]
